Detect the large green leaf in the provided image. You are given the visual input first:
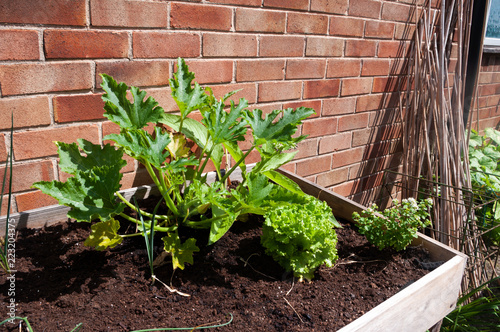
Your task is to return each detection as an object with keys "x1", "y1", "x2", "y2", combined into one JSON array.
[
  {"x1": 169, "y1": 58, "x2": 207, "y2": 118},
  {"x1": 33, "y1": 165, "x2": 125, "y2": 222},
  {"x1": 162, "y1": 233, "x2": 199, "y2": 270},
  {"x1": 101, "y1": 74, "x2": 164, "y2": 130},
  {"x1": 485, "y1": 127, "x2": 500, "y2": 146},
  {"x1": 202, "y1": 98, "x2": 248, "y2": 145},
  {"x1": 57, "y1": 139, "x2": 125, "y2": 175},
  {"x1": 244, "y1": 107, "x2": 315, "y2": 146},
  {"x1": 262, "y1": 170, "x2": 304, "y2": 196},
  {"x1": 84, "y1": 218, "x2": 123, "y2": 250},
  {"x1": 256, "y1": 151, "x2": 297, "y2": 173},
  {"x1": 105, "y1": 127, "x2": 171, "y2": 169}
]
